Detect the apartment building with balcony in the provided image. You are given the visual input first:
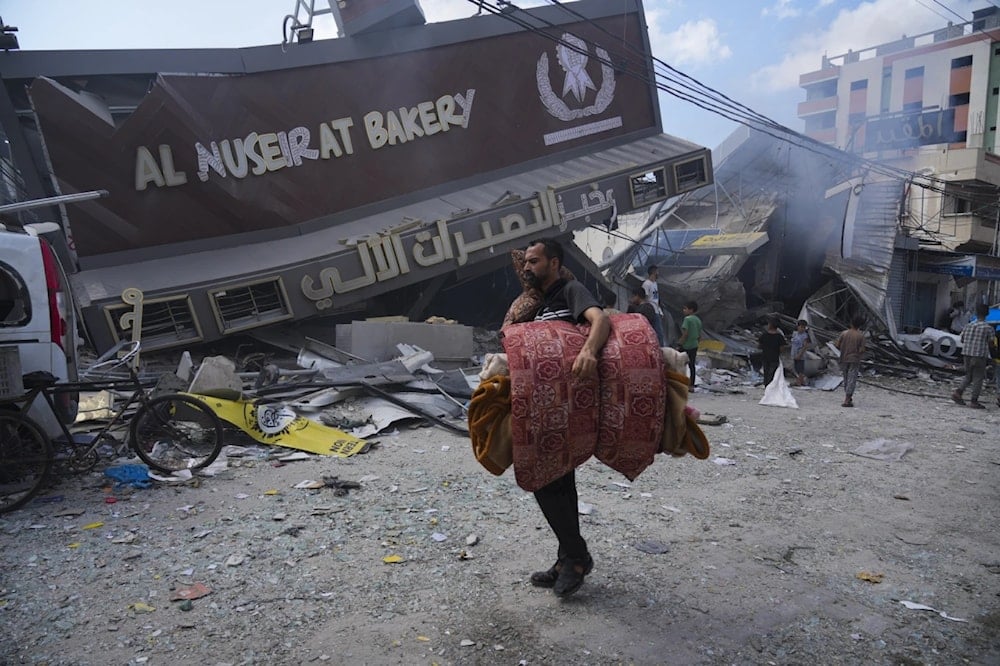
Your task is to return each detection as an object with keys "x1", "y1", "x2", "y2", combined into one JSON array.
[{"x1": 799, "y1": 6, "x2": 1000, "y2": 331}]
